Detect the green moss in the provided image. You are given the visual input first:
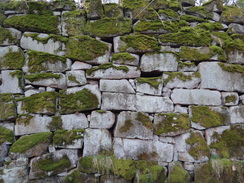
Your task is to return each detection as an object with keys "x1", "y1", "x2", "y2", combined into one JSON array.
[
  {"x1": 154, "y1": 113, "x2": 190, "y2": 135},
  {"x1": 225, "y1": 95, "x2": 237, "y2": 103},
  {"x1": 220, "y1": 6, "x2": 244, "y2": 23},
  {"x1": 10, "y1": 70, "x2": 23, "y2": 88},
  {"x1": 96, "y1": 110, "x2": 107, "y2": 114},
  {"x1": 119, "y1": 34, "x2": 160, "y2": 52},
  {"x1": 178, "y1": 61, "x2": 196, "y2": 69},
  {"x1": 180, "y1": 15, "x2": 208, "y2": 22},
  {"x1": 0, "y1": 126, "x2": 14, "y2": 144},
  {"x1": 10, "y1": 132, "x2": 52, "y2": 153},
  {"x1": 53, "y1": 129, "x2": 84, "y2": 146},
  {"x1": 18, "y1": 91, "x2": 57, "y2": 114},
  {"x1": 111, "y1": 52, "x2": 136, "y2": 64},
  {"x1": 0, "y1": 93, "x2": 16, "y2": 120},
  {"x1": 5, "y1": 0, "x2": 27, "y2": 11},
  {"x1": 66, "y1": 35, "x2": 108, "y2": 62},
  {"x1": 186, "y1": 6, "x2": 213, "y2": 19},
  {"x1": 59, "y1": 88, "x2": 99, "y2": 114},
  {"x1": 136, "y1": 77, "x2": 162, "y2": 89},
  {"x1": 166, "y1": 162, "x2": 190, "y2": 183},
  {"x1": 25, "y1": 73, "x2": 61, "y2": 82},
  {"x1": 27, "y1": 1, "x2": 53, "y2": 15},
  {"x1": 27, "y1": 50, "x2": 66, "y2": 73},
  {"x1": 24, "y1": 33, "x2": 68, "y2": 44},
  {"x1": 68, "y1": 75, "x2": 80, "y2": 84},
  {"x1": 164, "y1": 72, "x2": 200, "y2": 84},
  {"x1": 160, "y1": 27, "x2": 211, "y2": 46},
  {"x1": 158, "y1": 9, "x2": 179, "y2": 19},
  {"x1": 0, "y1": 27, "x2": 15, "y2": 45},
  {"x1": 64, "y1": 170, "x2": 85, "y2": 183},
  {"x1": 50, "y1": 0, "x2": 76, "y2": 11},
  {"x1": 48, "y1": 116, "x2": 63, "y2": 131},
  {"x1": 103, "y1": 3, "x2": 123, "y2": 18},
  {"x1": 87, "y1": 63, "x2": 129, "y2": 75},
  {"x1": 0, "y1": 13, "x2": 6, "y2": 26},
  {"x1": 85, "y1": 0, "x2": 103, "y2": 19},
  {"x1": 218, "y1": 63, "x2": 244, "y2": 74},
  {"x1": 196, "y1": 22, "x2": 223, "y2": 31},
  {"x1": 4, "y1": 14, "x2": 59, "y2": 34},
  {"x1": 119, "y1": 120, "x2": 134, "y2": 133},
  {"x1": 186, "y1": 131, "x2": 210, "y2": 160},
  {"x1": 191, "y1": 106, "x2": 228, "y2": 128},
  {"x1": 136, "y1": 112, "x2": 153, "y2": 130},
  {"x1": 16, "y1": 114, "x2": 34, "y2": 126}
]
